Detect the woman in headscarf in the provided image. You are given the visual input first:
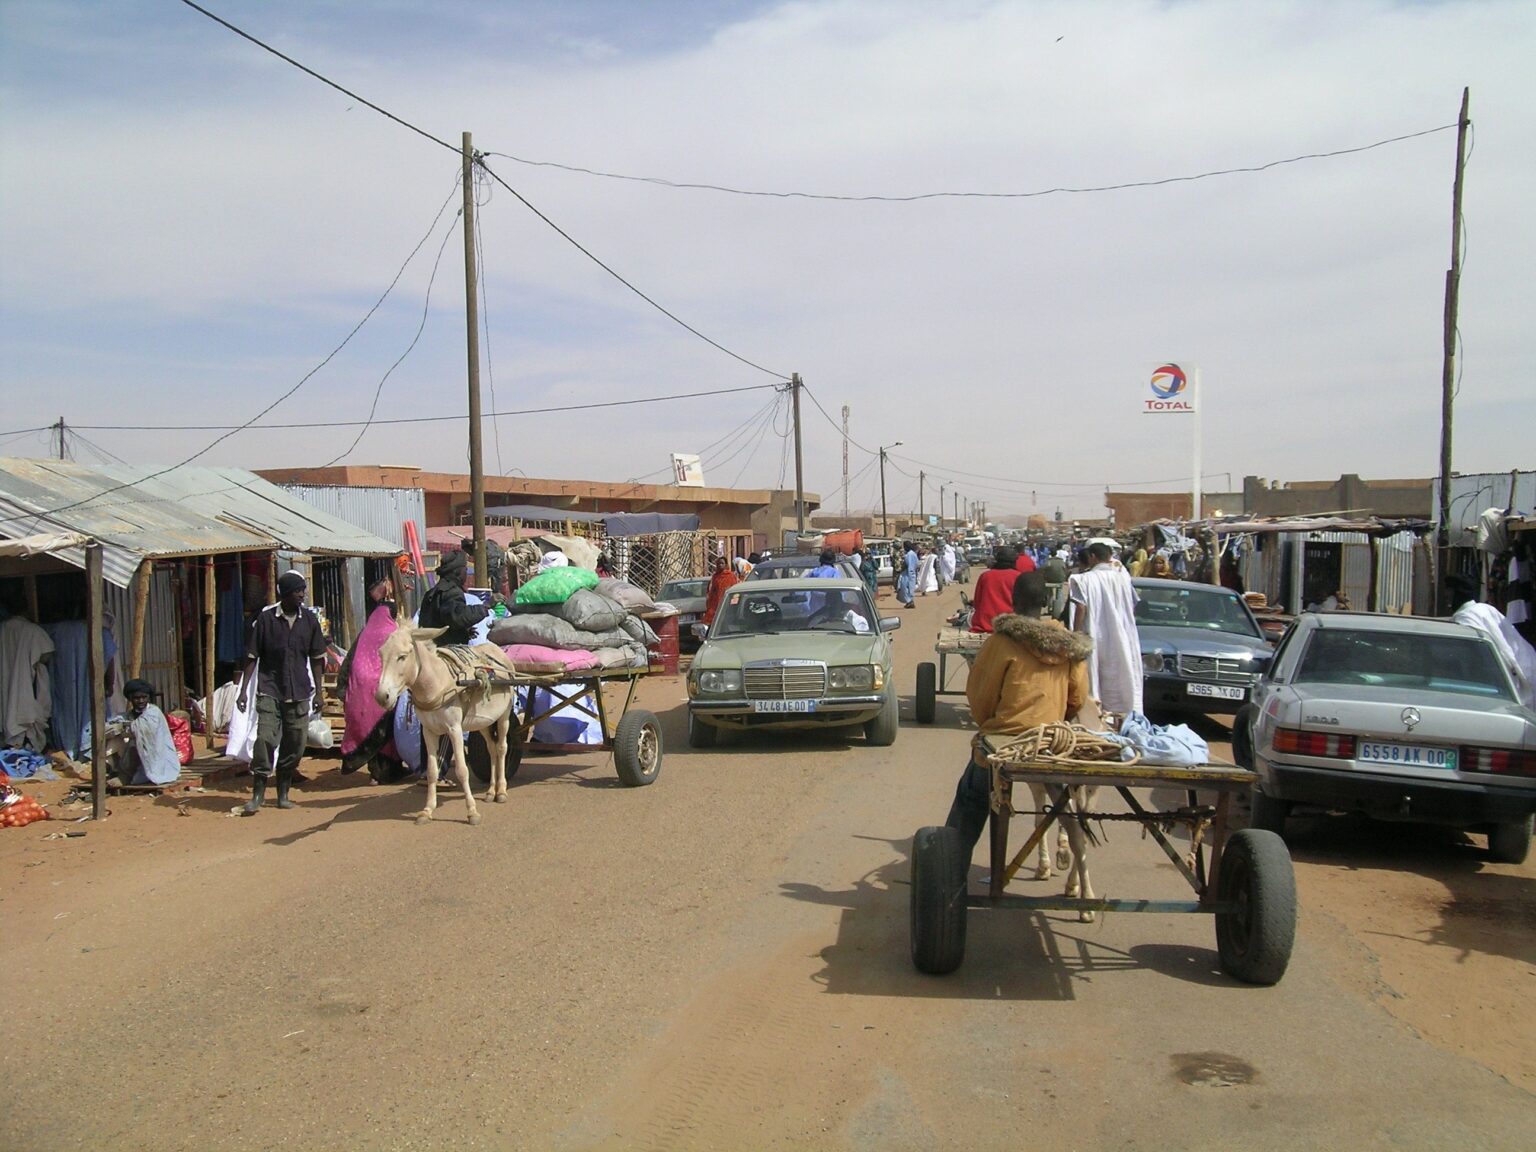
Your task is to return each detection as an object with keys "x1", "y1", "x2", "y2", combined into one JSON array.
[
  {"x1": 703, "y1": 556, "x2": 741, "y2": 627},
  {"x1": 339, "y1": 588, "x2": 406, "y2": 781}
]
